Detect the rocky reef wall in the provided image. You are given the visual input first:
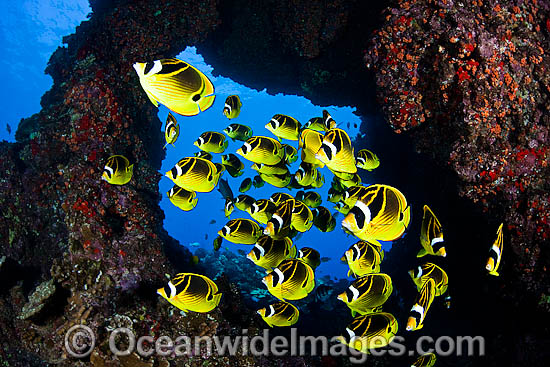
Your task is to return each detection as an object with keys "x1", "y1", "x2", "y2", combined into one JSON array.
[{"x1": 0, "y1": 0, "x2": 549, "y2": 366}]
